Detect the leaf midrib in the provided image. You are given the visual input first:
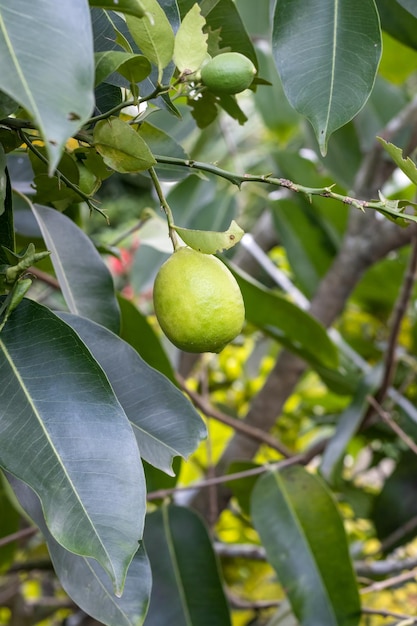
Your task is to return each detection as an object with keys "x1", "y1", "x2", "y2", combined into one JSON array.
[{"x1": 0, "y1": 336, "x2": 112, "y2": 571}]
